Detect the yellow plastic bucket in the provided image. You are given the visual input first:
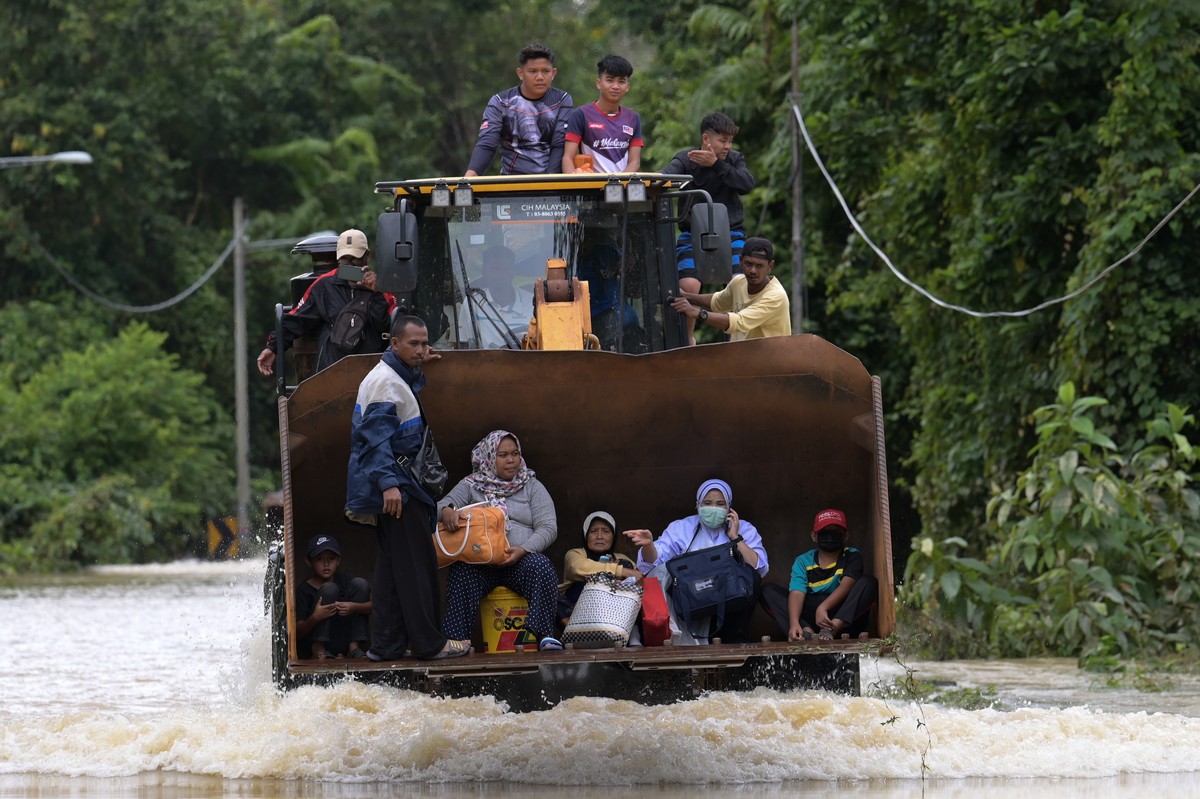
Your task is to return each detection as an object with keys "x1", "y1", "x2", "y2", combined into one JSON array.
[{"x1": 480, "y1": 586, "x2": 538, "y2": 654}]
